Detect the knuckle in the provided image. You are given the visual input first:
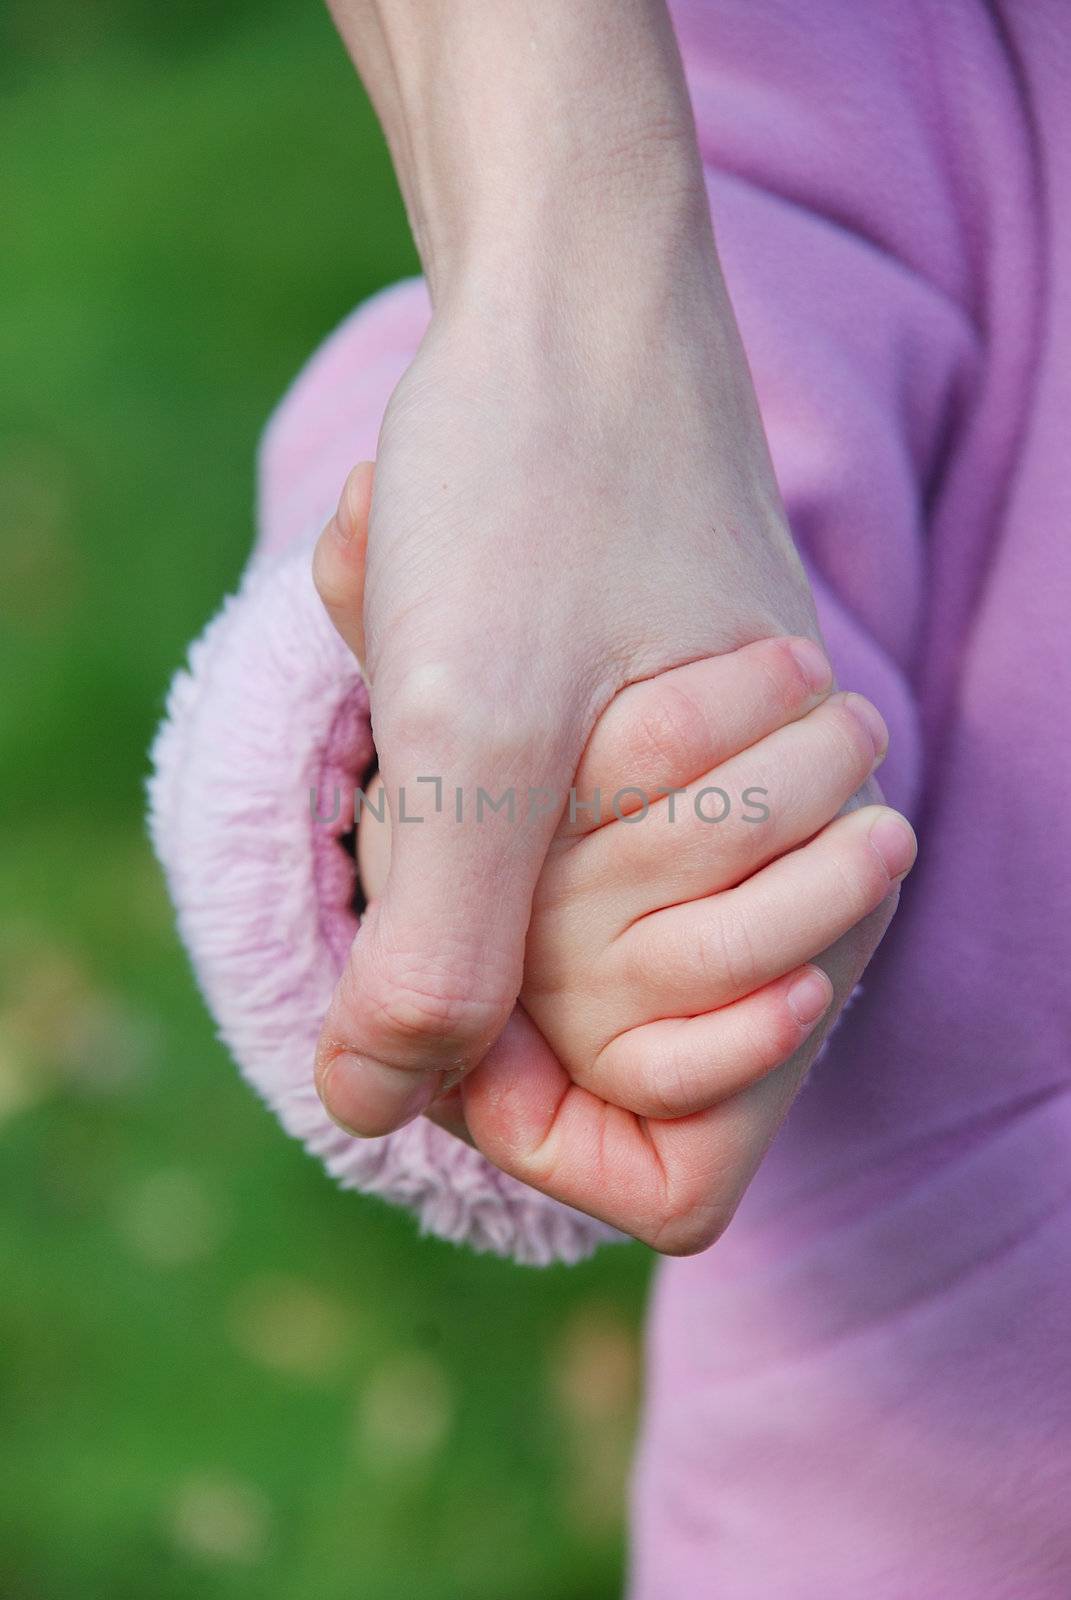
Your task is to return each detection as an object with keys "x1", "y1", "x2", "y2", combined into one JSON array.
[
  {"x1": 639, "y1": 1138, "x2": 747, "y2": 1255},
  {"x1": 757, "y1": 639, "x2": 813, "y2": 720},
  {"x1": 377, "y1": 666, "x2": 467, "y2": 751},
  {"x1": 645, "y1": 1054, "x2": 692, "y2": 1120},
  {"x1": 825, "y1": 699, "x2": 879, "y2": 773},
  {"x1": 359, "y1": 952, "x2": 509, "y2": 1055},
  {"x1": 829, "y1": 832, "x2": 890, "y2": 920},
  {"x1": 646, "y1": 1192, "x2": 732, "y2": 1256},
  {"x1": 619, "y1": 920, "x2": 668, "y2": 991},
  {"x1": 624, "y1": 680, "x2": 709, "y2": 780},
  {"x1": 381, "y1": 667, "x2": 544, "y2": 771},
  {"x1": 758, "y1": 636, "x2": 810, "y2": 720},
  {"x1": 625, "y1": 1031, "x2": 692, "y2": 1120},
  {"x1": 628, "y1": 1127, "x2": 747, "y2": 1255},
  {"x1": 699, "y1": 902, "x2": 757, "y2": 995}
]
